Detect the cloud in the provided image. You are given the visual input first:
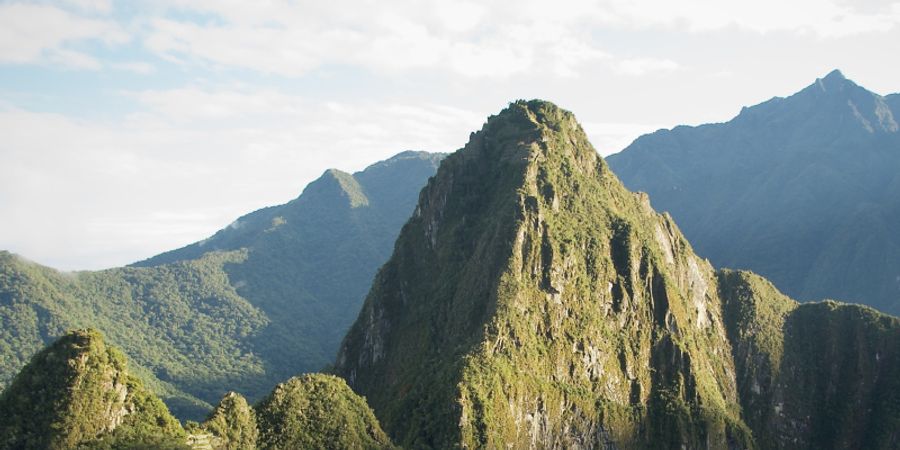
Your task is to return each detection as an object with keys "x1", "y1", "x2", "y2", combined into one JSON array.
[
  {"x1": 136, "y1": 0, "x2": 900, "y2": 79},
  {"x1": 0, "y1": 91, "x2": 485, "y2": 270},
  {"x1": 61, "y1": 0, "x2": 113, "y2": 13},
  {"x1": 0, "y1": 3, "x2": 127, "y2": 68},
  {"x1": 613, "y1": 58, "x2": 681, "y2": 76},
  {"x1": 143, "y1": 1, "x2": 608, "y2": 78},
  {"x1": 594, "y1": 0, "x2": 900, "y2": 38},
  {"x1": 110, "y1": 61, "x2": 155, "y2": 74},
  {"x1": 582, "y1": 121, "x2": 667, "y2": 155}
]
